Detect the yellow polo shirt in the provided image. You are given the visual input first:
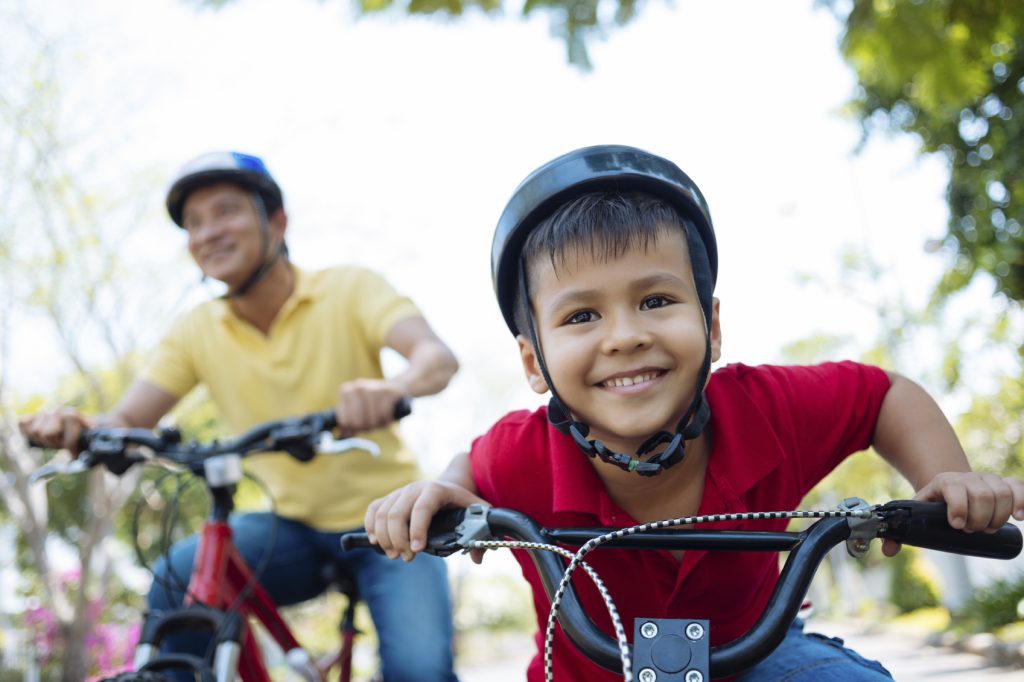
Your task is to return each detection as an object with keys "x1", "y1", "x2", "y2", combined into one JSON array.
[{"x1": 140, "y1": 265, "x2": 423, "y2": 531}]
